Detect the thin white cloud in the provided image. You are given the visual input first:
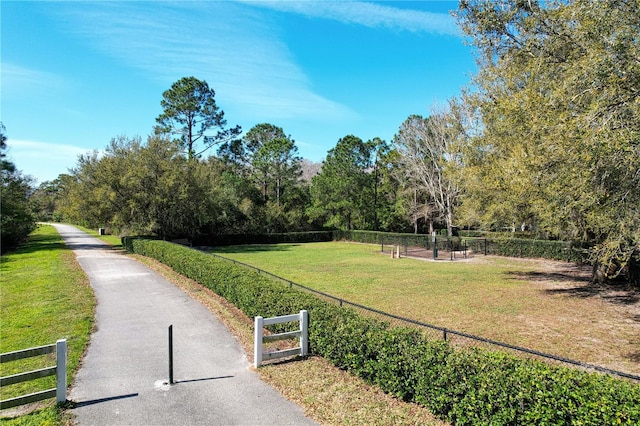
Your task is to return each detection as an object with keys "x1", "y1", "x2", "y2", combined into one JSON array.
[
  {"x1": 1, "y1": 63, "x2": 67, "y2": 98},
  {"x1": 7, "y1": 139, "x2": 93, "y2": 183},
  {"x1": 51, "y1": 1, "x2": 356, "y2": 122},
  {"x1": 9, "y1": 139, "x2": 90, "y2": 161},
  {"x1": 237, "y1": 0, "x2": 460, "y2": 36}
]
